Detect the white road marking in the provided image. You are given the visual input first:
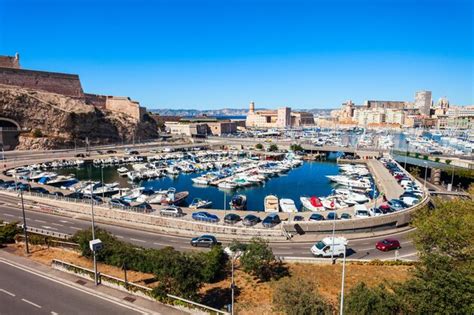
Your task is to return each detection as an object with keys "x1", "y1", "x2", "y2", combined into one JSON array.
[
  {"x1": 3, "y1": 213, "x2": 14, "y2": 217},
  {"x1": 35, "y1": 219, "x2": 47, "y2": 223},
  {"x1": 0, "y1": 288, "x2": 15, "y2": 297},
  {"x1": 42, "y1": 226, "x2": 58, "y2": 230},
  {"x1": 52, "y1": 223, "x2": 64, "y2": 227},
  {"x1": 0, "y1": 259, "x2": 147, "y2": 314},
  {"x1": 59, "y1": 220, "x2": 69, "y2": 223},
  {"x1": 51, "y1": 312, "x2": 59, "y2": 315},
  {"x1": 130, "y1": 238, "x2": 146, "y2": 243},
  {"x1": 21, "y1": 298, "x2": 42, "y2": 308},
  {"x1": 69, "y1": 226, "x2": 82, "y2": 230},
  {"x1": 115, "y1": 235, "x2": 124, "y2": 239}
]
